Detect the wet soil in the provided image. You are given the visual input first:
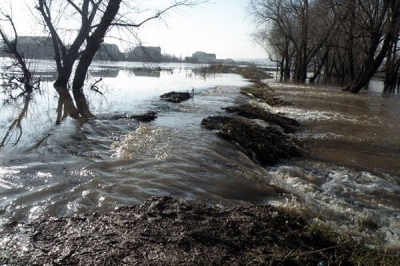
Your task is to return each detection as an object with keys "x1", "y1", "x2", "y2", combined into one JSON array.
[
  {"x1": 201, "y1": 116, "x2": 302, "y2": 166},
  {"x1": 111, "y1": 111, "x2": 158, "y2": 122},
  {"x1": 0, "y1": 196, "x2": 364, "y2": 265},
  {"x1": 160, "y1": 91, "x2": 192, "y2": 103},
  {"x1": 201, "y1": 66, "x2": 302, "y2": 166},
  {"x1": 224, "y1": 104, "x2": 300, "y2": 134}
]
